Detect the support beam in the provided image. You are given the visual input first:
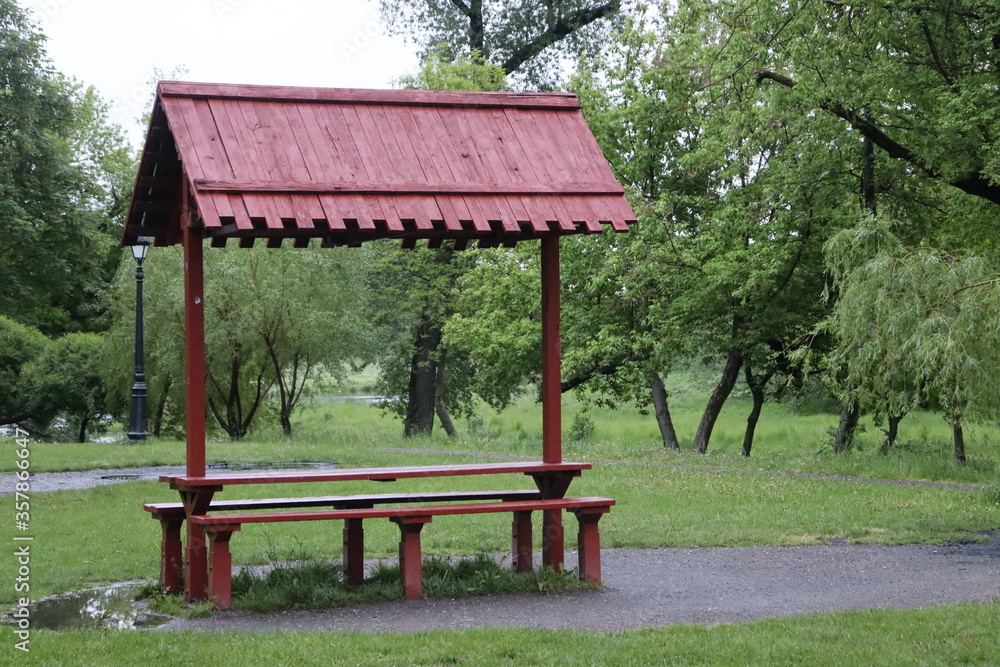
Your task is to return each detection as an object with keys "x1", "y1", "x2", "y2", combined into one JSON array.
[
  {"x1": 182, "y1": 185, "x2": 206, "y2": 478},
  {"x1": 158, "y1": 517, "x2": 184, "y2": 595},
  {"x1": 512, "y1": 510, "x2": 533, "y2": 573},
  {"x1": 392, "y1": 516, "x2": 432, "y2": 600},
  {"x1": 343, "y1": 518, "x2": 365, "y2": 584},
  {"x1": 541, "y1": 237, "x2": 562, "y2": 464}
]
